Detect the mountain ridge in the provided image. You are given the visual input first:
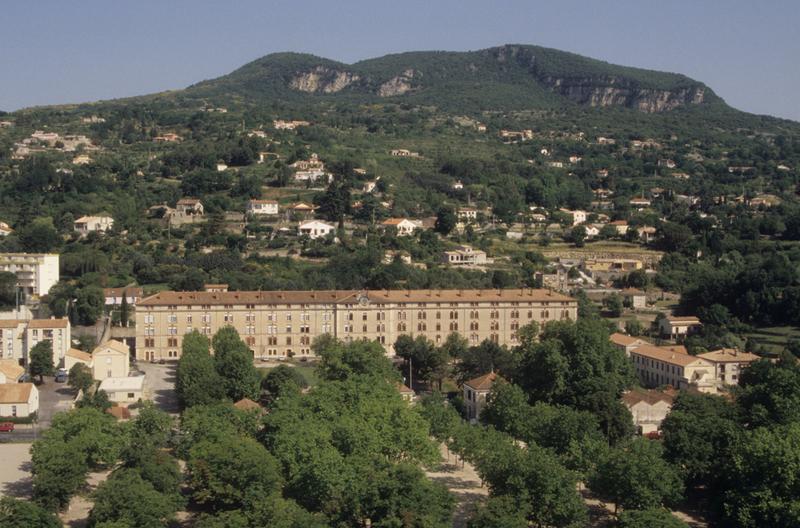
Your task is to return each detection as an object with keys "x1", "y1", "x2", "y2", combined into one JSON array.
[{"x1": 183, "y1": 44, "x2": 723, "y2": 114}]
